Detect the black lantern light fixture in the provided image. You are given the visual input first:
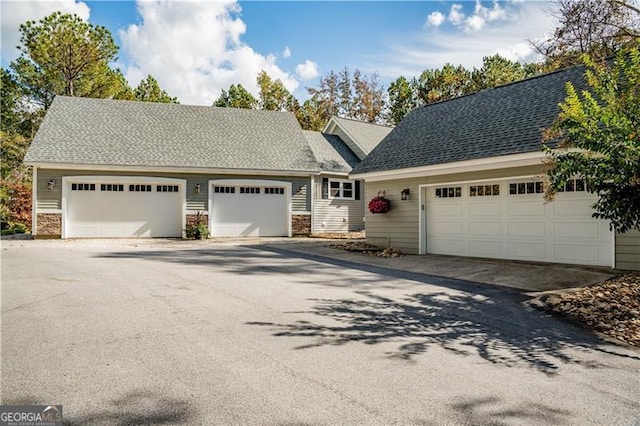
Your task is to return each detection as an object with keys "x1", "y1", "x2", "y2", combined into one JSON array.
[{"x1": 401, "y1": 188, "x2": 410, "y2": 201}]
